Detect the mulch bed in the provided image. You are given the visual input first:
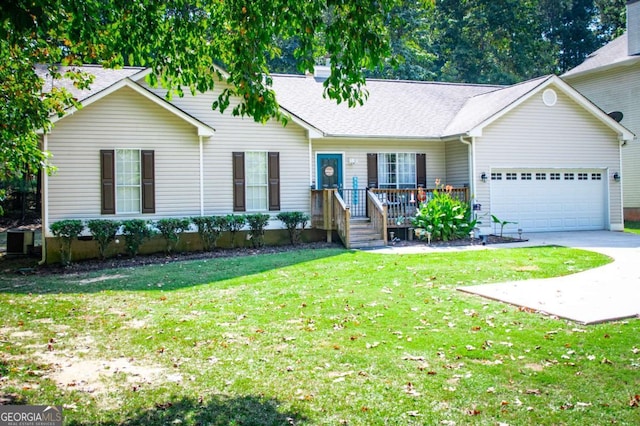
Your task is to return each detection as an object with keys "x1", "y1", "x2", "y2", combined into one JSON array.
[{"x1": 1, "y1": 234, "x2": 527, "y2": 277}]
